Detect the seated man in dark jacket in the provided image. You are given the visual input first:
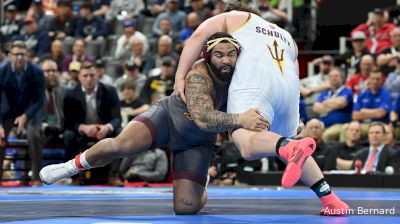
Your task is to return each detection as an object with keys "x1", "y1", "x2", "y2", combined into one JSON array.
[{"x1": 63, "y1": 62, "x2": 121, "y2": 183}]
